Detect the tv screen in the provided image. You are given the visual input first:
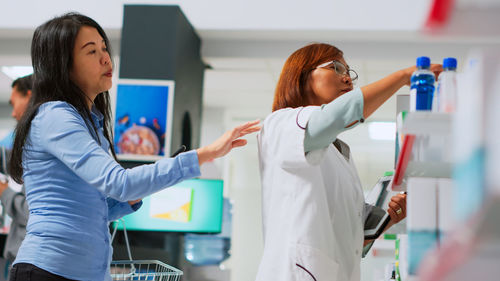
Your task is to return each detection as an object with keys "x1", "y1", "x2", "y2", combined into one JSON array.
[
  {"x1": 114, "y1": 179, "x2": 224, "y2": 233},
  {"x1": 113, "y1": 79, "x2": 175, "y2": 161}
]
